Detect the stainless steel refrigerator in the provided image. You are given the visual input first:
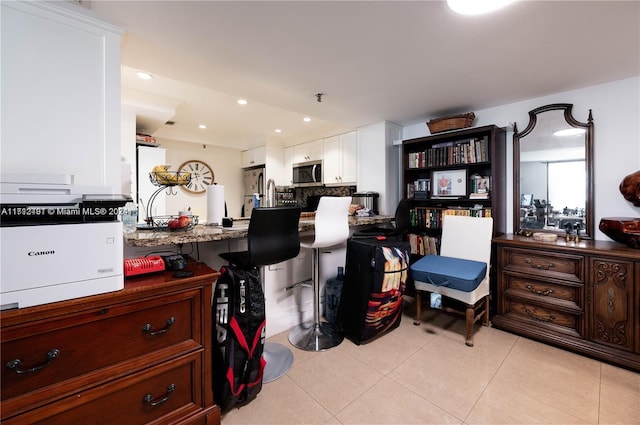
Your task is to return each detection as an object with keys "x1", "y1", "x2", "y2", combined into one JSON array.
[{"x1": 243, "y1": 167, "x2": 265, "y2": 217}]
